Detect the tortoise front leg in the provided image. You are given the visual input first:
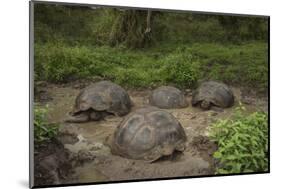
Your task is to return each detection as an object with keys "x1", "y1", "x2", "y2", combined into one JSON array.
[{"x1": 64, "y1": 112, "x2": 90, "y2": 123}]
